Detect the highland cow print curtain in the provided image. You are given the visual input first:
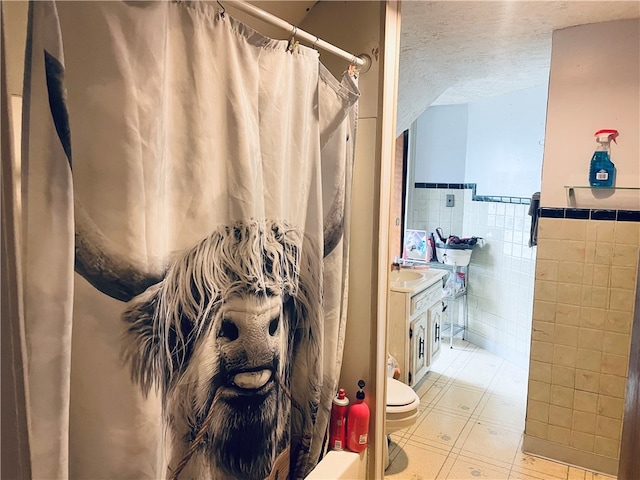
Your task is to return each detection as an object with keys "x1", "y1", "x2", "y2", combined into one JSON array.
[{"x1": 21, "y1": 1, "x2": 359, "y2": 479}]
